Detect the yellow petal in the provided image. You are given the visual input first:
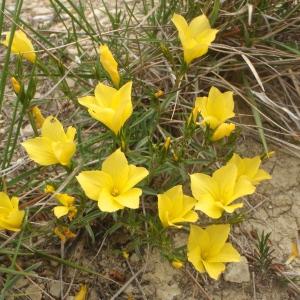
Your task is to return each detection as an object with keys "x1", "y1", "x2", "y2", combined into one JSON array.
[
  {"x1": 102, "y1": 149, "x2": 129, "y2": 189},
  {"x1": 74, "y1": 284, "x2": 88, "y2": 300},
  {"x1": 31, "y1": 106, "x2": 45, "y2": 129},
  {"x1": 66, "y1": 126, "x2": 77, "y2": 141},
  {"x1": 194, "y1": 198, "x2": 223, "y2": 219},
  {"x1": 171, "y1": 13, "x2": 189, "y2": 41},
  {"x1": 53, "y1": 206, "x2": 69, "y2": 218},
  {"x1": 3, "y1": 30, "x2": 36, "y2": 63},
  {"x1": 54, "y1": 193, "x2": 75, "y2": 206},
  {"x1": 78, "y1": 95, "x2": 97, "y2": 107},
  {"x1": 183, "y1": 43, "x2": 208, "y2": 64},
  {"x1": 202, "y1": 261, "x2": 225, "y2": 280},
  {"x1": 212, "y1": 164, "x2": 237, "y2": 201},
  {"x1": 52, "y1": 141, "x2": 76, "y2": 166},
  {"x1": 211, "y1": 123, "x2": 235, "y2": 141},
  {"x1": 187, "y1": 225, "x2": 209, "y2": 272},
  {"x1": 76, "y1": 171, "x2": 113, "y2": 201},
  {"x1": 190, "y1": 173, "x2": 218, "y2": 201},
  {"x1": 231, "y1": 176, "x2": 256, "y2": 202},
  {"x1": 41, "y1": 116, "x2": 67, "y2": 142},
  {"x1": 253, "y1": 169, "x2": 272, "y2": 184},
  {"x1": 0, "y1": 209, "x2": 24, "y2": 231},
  {"x1": 158, "y1": 193, "x2": 173, "y2": 227},
  {"x1": 94, "y1": 83, "x2": 117, "y2": 107},
  {"x1": 21, "y1": 137, "x2": 58, "y2": 166},
  {"x1": 207, "y1": 243, "x2": 240, "y2": 263},
  {"x1": 121, "y1": 165, "x2": 149, "y2": 192},
  {"x1": 11, "y1": 77, "x2": 21, "y2": 94},
  {"x1": 223, "y1": 202, "x2": 243, "y2": 213},
  {"x1": 115, "y1": 188, "x2": 142, "y2": 209},
  {"x1": 205, "y1": 224, "x2": 230, "y2": 256},
  {"x1": 99, "y1": 44, "x2": 120, "y2": 87},
  {"x1": 207, "y1": 87, "x2": 235, "y2": 122},
  {"x1": 189, "y1": 14, "x2": 211, "y2": 37},
  {"x1": 0, "y1": 192, "x2": 13, "y2": 210},
  {"x1": 98, "y1": 189, "x2": 124, "y2": 212}
]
